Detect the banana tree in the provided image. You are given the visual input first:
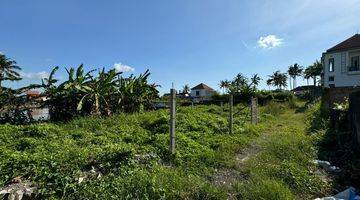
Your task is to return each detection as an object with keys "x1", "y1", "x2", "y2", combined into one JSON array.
[
  {"x1": 116, "y1": 70, "x2": 159, "y2": 112},
  {"x1": 77, "y1": 68, "x2": 121, "y2": 116}
]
